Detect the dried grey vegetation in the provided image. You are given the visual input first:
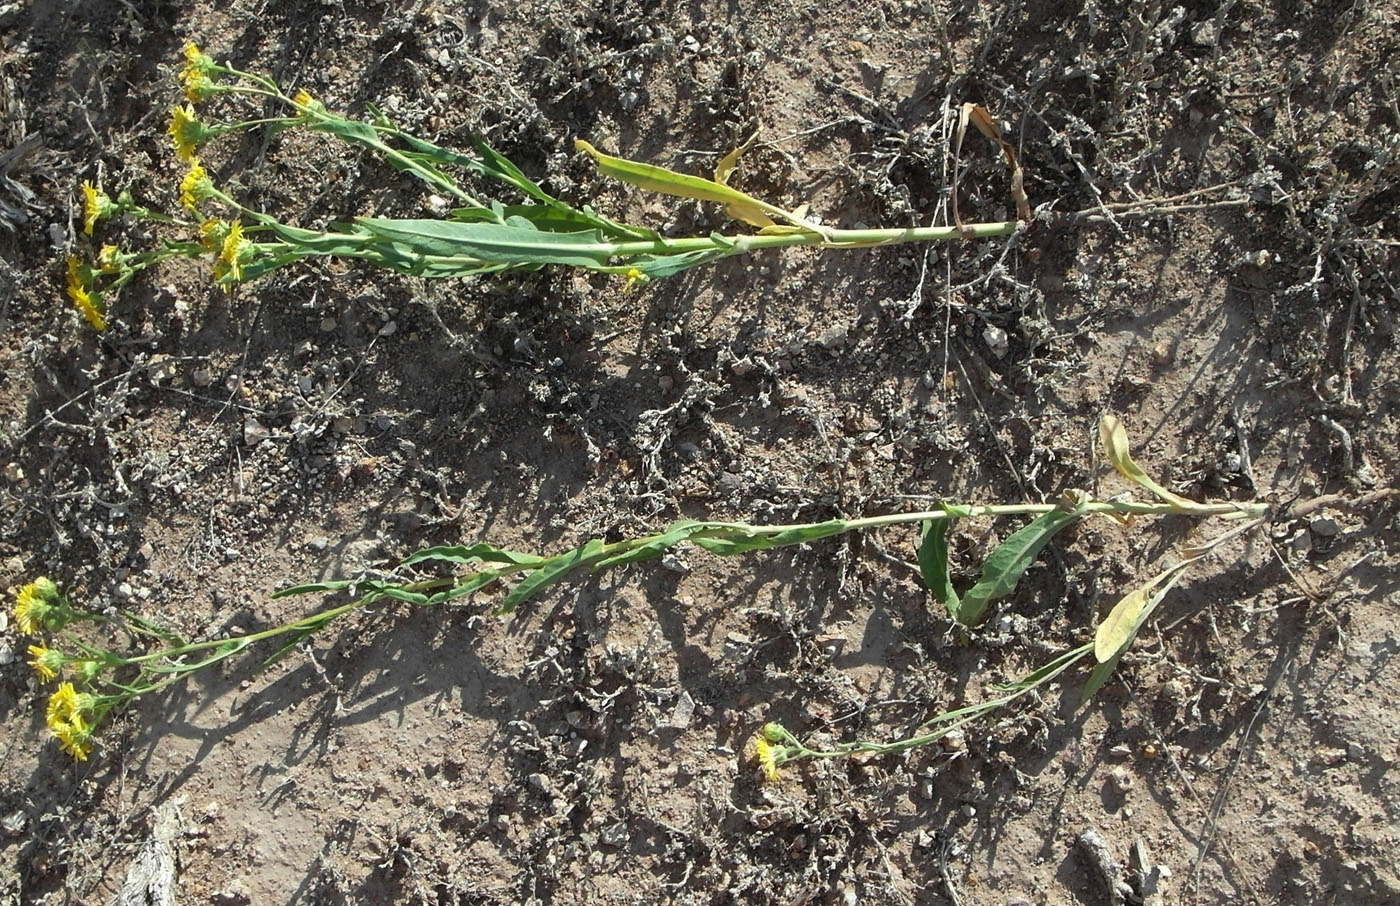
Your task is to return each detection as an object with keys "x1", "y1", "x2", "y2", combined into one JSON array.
[{"x1": 1, "y1": 1, "x2": 1398, "y2": 905}]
